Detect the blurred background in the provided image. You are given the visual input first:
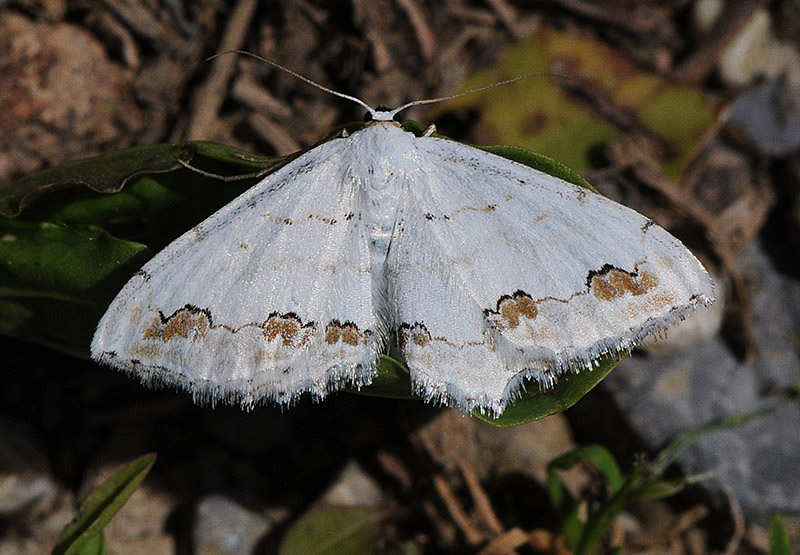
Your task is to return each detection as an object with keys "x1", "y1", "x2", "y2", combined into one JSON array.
[{"x1": 1, "y1": 1, "x2": 799, "y2": 553}]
